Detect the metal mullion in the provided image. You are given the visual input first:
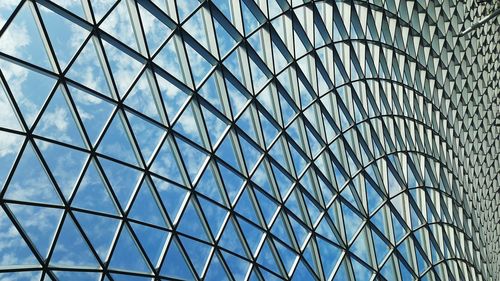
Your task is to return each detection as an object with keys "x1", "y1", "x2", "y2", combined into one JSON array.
[
  {"x1": 275, "y1": 131, "x2": 297, "y2": 178},
  {"x1": 275, "y1": 206, "x2": 302, "y2": 255},
  {"x1": 304, "y1": 233, "x2": 327, "y2": 281},
  {"x1": 124, "y1": 0, "x2": 149, "y2": 57},
  {"x1": 29, "y1": 0, "x2": 62, "y2": 74},
  {"x1": 0, "y1": 267, "x2": 42, "y2": 274},
  {"x1": 118, "y1": 108, "x2": 147, "y2": 168},
  {"x1": 0, "y1": 52, "x2": 59, "y2": 82},
  {"x1": 90, "y1": 35, "x2": 120, "y2": 100},
  {"x1": 0, "y1": 78, "x2": 30, "y2": 143},
  {"x1": 200, "y1": 159, "x2": 232, "y2": 212},
  {"x1": 188, "y1": 193, "x2": 217, "y2": 243},
  {"x1": 171, "y1": 31, "x2": 195, "y2": 90},
  {"x1": 0, "y1": 136, "x2": 29, "y2": 201},
  {"x1": 36, "y1": 0, "x2": 93, "y2": 31},
  {"x1": 264, "y1": 235, "x2": 291, "y2": 279},
  {"x1": 166, "y1": 132, "x2": 193, "y2": 188},
  {"x1": 187, "y1": 96, "x2": 212, "y2": 151},
  {"x1": 136, "y1": 0, "x2": 176, "y2": 30}
]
